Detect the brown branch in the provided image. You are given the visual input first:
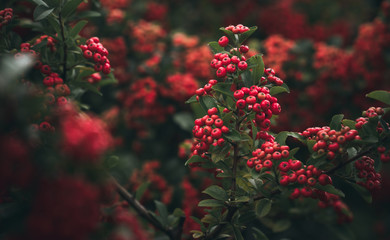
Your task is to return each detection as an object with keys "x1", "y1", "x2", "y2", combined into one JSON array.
[
  {"x1": 111, "y1": 176, "x2": 183, "y2": 240},
  {"x1": 325, "y1": 147, "x2": 375, "y2": 175}
]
